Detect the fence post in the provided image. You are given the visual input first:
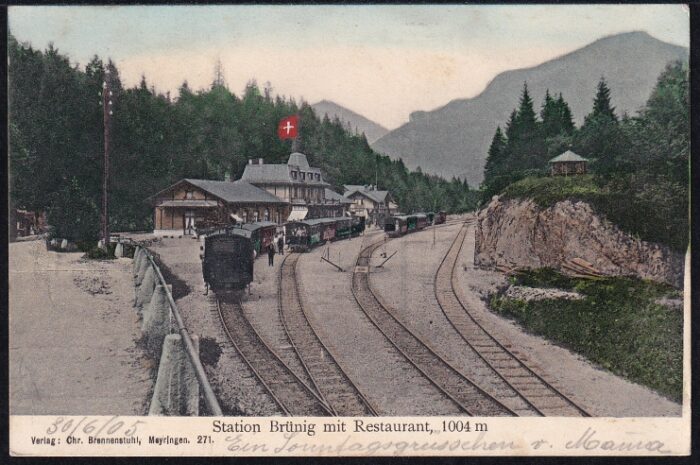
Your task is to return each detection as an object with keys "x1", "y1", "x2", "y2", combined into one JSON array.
[
  {"x1": 142, "y1": 285, "x2": 170, "y2": 357},
  {"x1": 148, "y1": 334, "x2": 200, "y2": 416},
  {"x1": 136, "y1": 265, "x2": 156, "y2": 314}
]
